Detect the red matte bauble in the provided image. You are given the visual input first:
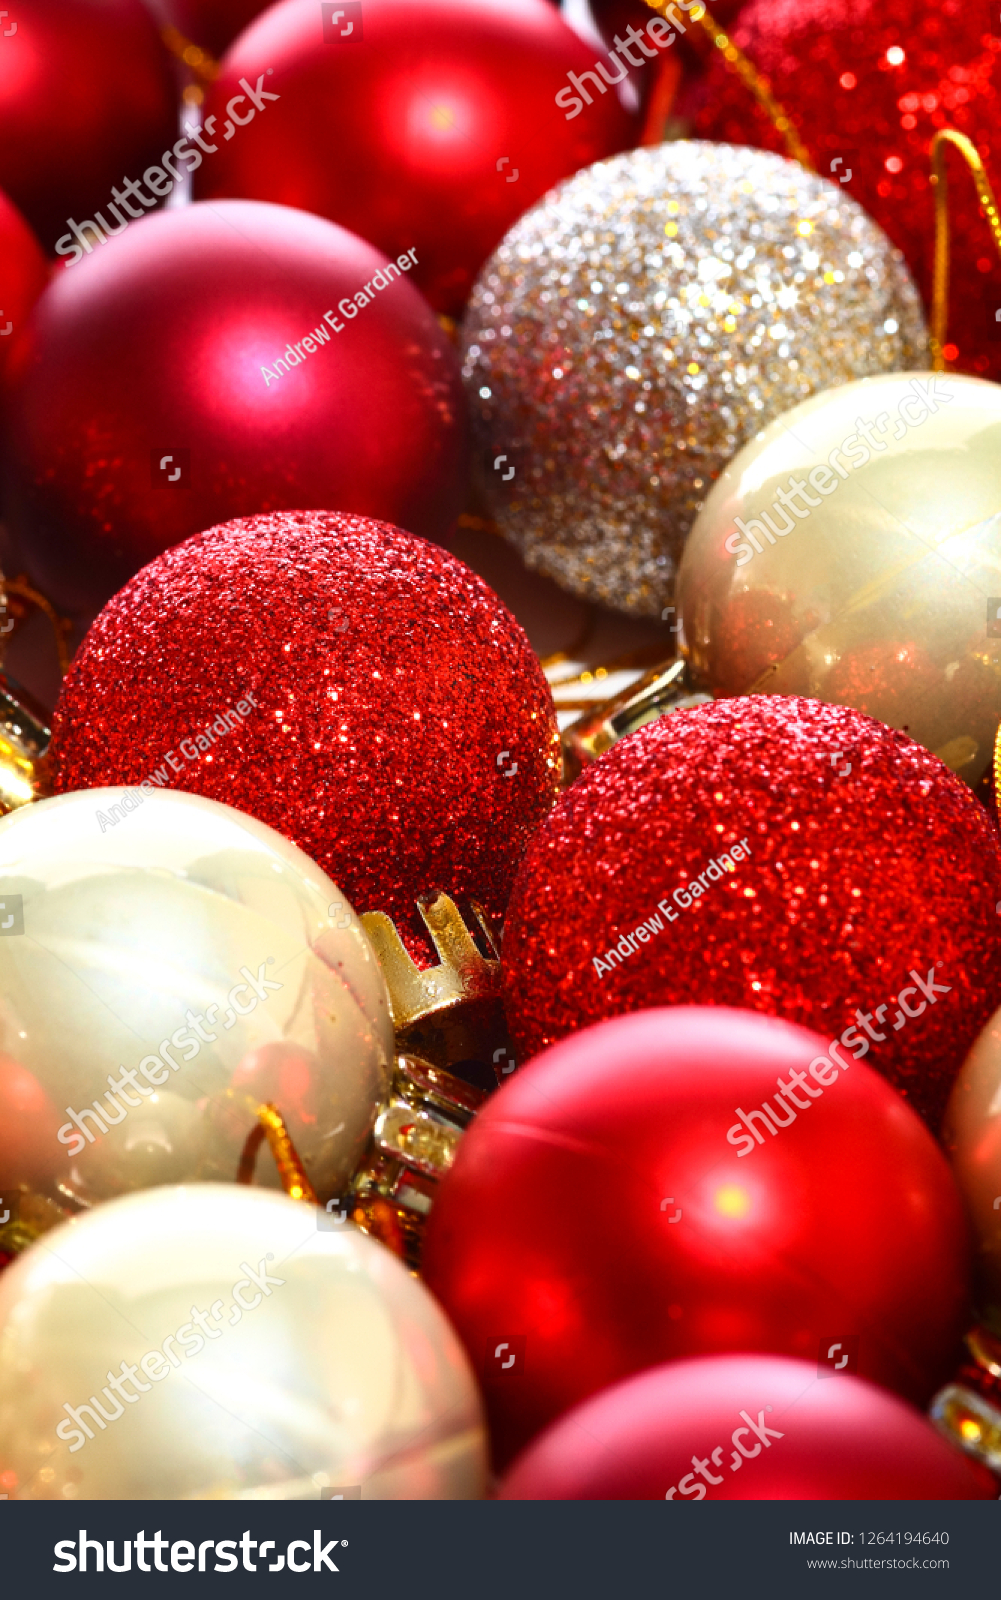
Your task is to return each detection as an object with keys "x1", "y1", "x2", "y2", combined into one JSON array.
[
  {"x1": 158, "y1": 0, "x2": 275, "y2": 56},
  {"x1": 0, "y1": 0, "x2": 176, "y2": 254},
  {"x1": 499, "y1": 1355, "x2": 997, "y2": 1500},
  {"x1": 0, "y1": 190, "x2": 48, "y2": 372},
  {"x1": 48, "y1": 513, "x2": 561, "y2": 958},
  {"x1": 502, "y1": 696, "x2": 1001, "y2": 1130},
  {"x1": 693, "y1": 0, "x2": 1001, "y2": 380},
  {"x1": 0, "y1": 202, "x2": 467, "y2": 621},
  {"x1": 194, "y1": 0, "x2": 638, "y2": 314},
  {"x1": 422, "y1": 1007, "x2": 971, "y2": 1468}
]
